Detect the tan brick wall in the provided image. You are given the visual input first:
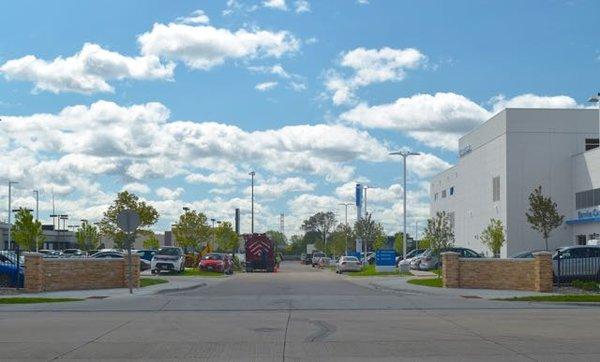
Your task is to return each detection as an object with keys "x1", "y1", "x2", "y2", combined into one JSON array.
[
  {"x1": 24, "y1": 253, "x2": 140, "y2": 292},
  {"x1": 441, "y1": 252, "x2": 553, "y2": 292}
]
